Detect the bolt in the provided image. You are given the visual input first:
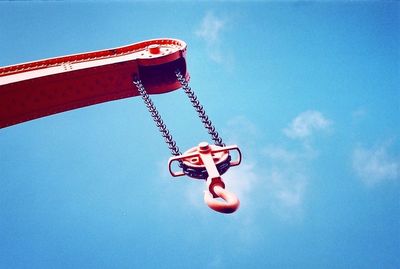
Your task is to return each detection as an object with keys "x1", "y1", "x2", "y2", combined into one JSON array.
[
  {"x1": 148, "y1": 44, "x2": 161, "y2": 54},
  {"x1": 198, "y1": 142, "x2": 210, "y2": 153}
]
